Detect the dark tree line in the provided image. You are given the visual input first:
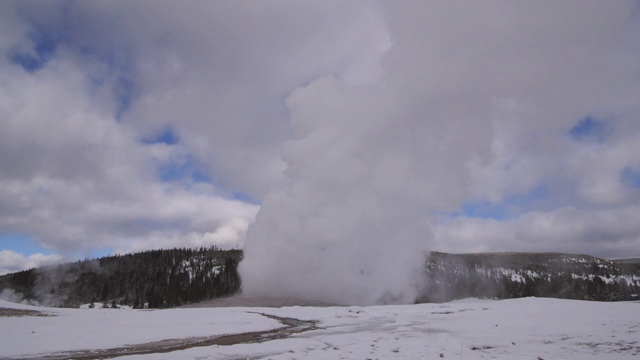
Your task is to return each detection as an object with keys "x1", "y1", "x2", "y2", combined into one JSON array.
[
  {"x1": 417, "y1": 252, "x2": 640, "y2": 303},
  {"x1": 2, "y1": 249, "x2": 639, "y2": 308},
  {"x1": 0, "y1": 247, "x2": 242, "y2": 308}
]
